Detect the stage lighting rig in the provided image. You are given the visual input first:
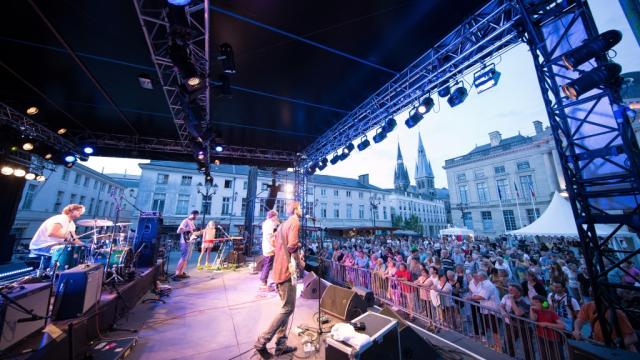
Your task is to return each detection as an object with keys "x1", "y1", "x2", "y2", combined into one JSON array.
[
  {"x1": 372, "y1": 128, "x2": 387, "y2": 144},
  {"x1": 26, "y1": 106, "x2": 39, "y2": 115},
  {"x1": 447, "y1": 82, "x2": 468, "y2": 108},
  {"x1": 474, "y1": 63, "x2": 501, "y2": 94},
  {"x1": 382, "y1": 117, "x2": 397, "y2": 133},
  {"x1": 329, "y1": 153, "x2": 341, "y2": 165},
  {"x1": 317, "y1": 157, "x2": 328, "y2": 171},
  {"x1": 405, "y1": 109, "x2": 423, "y2": 129},
  {"x1": 437, "y1": 81, "x2": 450, "y2": 98},
  {"x1": 357, "y1": 136, "x2": 371, "y2": 151},
  {"x1": 562, "y1": 30, "x2": 622, "y2": 71},
  {"x1": 417, "y1": 96, "x2": 435, "y2": 114},
  {"x1": 562, "y1": 63, "x2": 622, "y2": 100}
]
